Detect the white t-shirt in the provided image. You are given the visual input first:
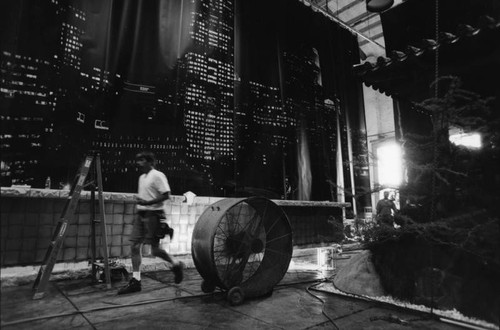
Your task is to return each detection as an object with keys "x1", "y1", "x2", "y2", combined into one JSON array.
[{"x1": 137, "y1": 169, "x2": 171, "y2": 211}]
